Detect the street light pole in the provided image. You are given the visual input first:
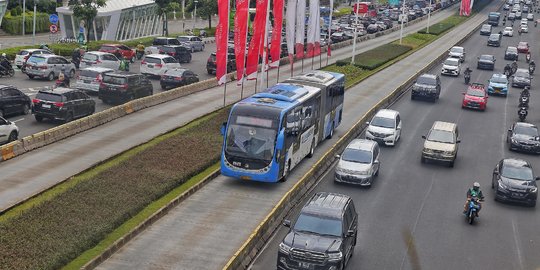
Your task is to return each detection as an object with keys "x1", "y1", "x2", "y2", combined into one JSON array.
[
  {"x1": 399, "y1": 0, "x2": 406, "y2": 44},
  {"x1": 351, "y1": 0, "x2": 360, "y2": 64},
  {"x1": 32, "y1": 3, "x2": 36, "y2": 44},
  {"x1": 193, "y1": 0, "x2": 198, "y2": 30},
  {"x1": 427, "y1": 0, "x2": 432, "y2": 34},
  {"x1": 22, "y1": 0, "x2": 26, "y2": 36}
]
